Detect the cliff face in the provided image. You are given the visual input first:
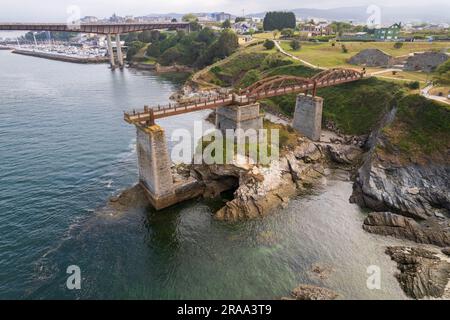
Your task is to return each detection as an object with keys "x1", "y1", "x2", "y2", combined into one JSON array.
[
  {"x1": 352, "y1": 151, "x2": 450, "y2": 220},
  {"x1": 351, "y1": 95, "x2": 450, "y2": 246}
]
